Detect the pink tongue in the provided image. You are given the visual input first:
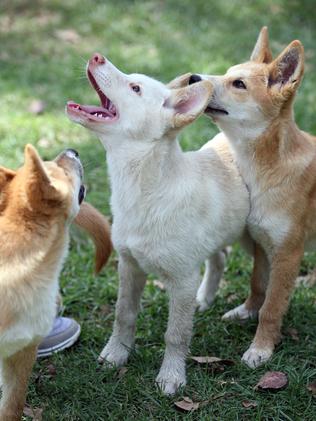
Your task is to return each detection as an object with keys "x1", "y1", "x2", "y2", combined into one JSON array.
[{"x1": 80, "y1": 104, "x2": 113, "y2": 116}]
